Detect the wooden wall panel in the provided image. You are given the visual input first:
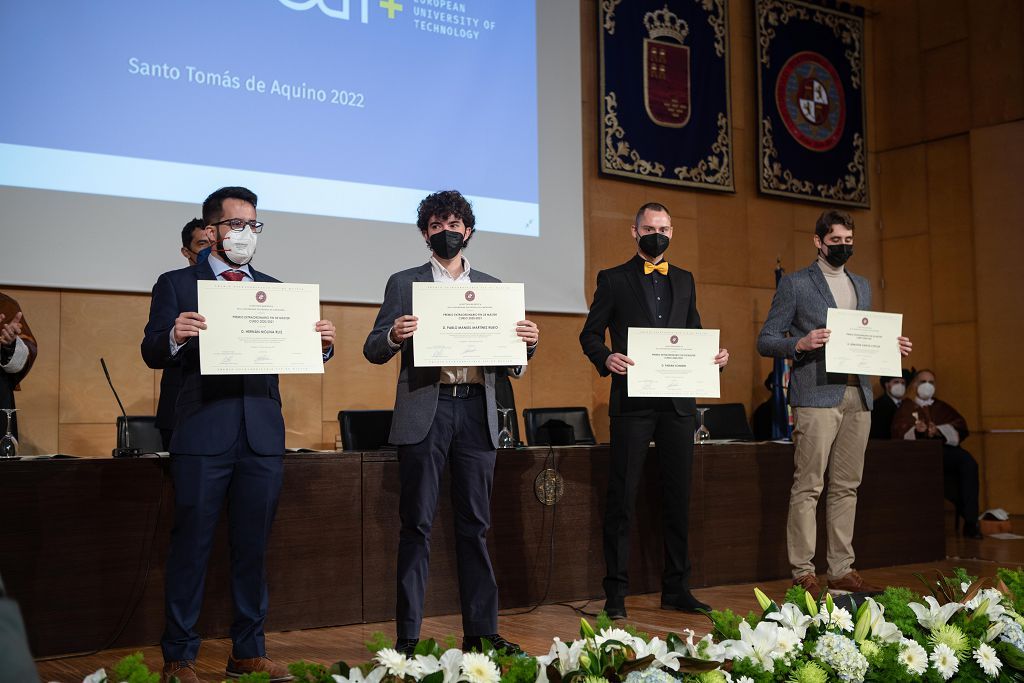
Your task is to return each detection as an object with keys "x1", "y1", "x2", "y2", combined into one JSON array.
[
  {"x1": 922, "y1": 41, "x2": 971, "y2": 140},
  {"x1": 970, "y1": 121, "x2": 1024, "y2": 422},
  {"x1": 881, "y1": 235, "x2": 933, "y2": 367},
  {"x1": 2, "y1": 288, "x2": 60, "y2": 454},
  {"x1": 525, "y1": 313, "x2": 592, "y2": 410},
  {"x1": 58, "y1": 423, "x2": 114, "y2": 458},
  {"x1": 931, "y1": 322, "x2": 980, "y2": 429},
  {"x1": 968, "y1": 0, "x2": 1024, "y2": 128},
  {"x1": 58, "y1": 292, "x2": 155, "y2": 424},
  {"x1": 925, "y1": 136, "x2": 973, "y2": 237},
  {"x1": 918, "y1": 0, "x2": 967, "y2": 51},
  {"x1": 880, "y1": 147, "x2": 929, "y2": 238},
  {"x1": 929, "y1": 232, "x2": 976, "y2": 324},
  {"x1": 320, "y1": 303, "x2": 398, "y2": 420},
  {"x1": 981, "y1": 433, "x2": 1024, "y2": 514},
  {"x1": 873, "y1": 0, "x2": 924, "y2": 150}
]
